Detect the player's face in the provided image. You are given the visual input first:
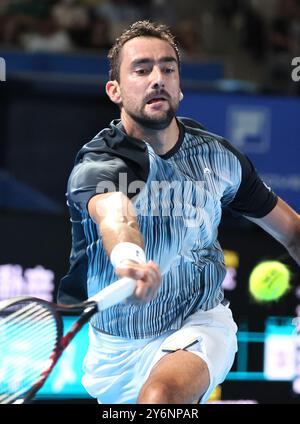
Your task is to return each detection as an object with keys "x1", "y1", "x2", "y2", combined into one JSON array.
[{"x1": 117, "y1": 37, "x2": 181, "y2": 130}]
